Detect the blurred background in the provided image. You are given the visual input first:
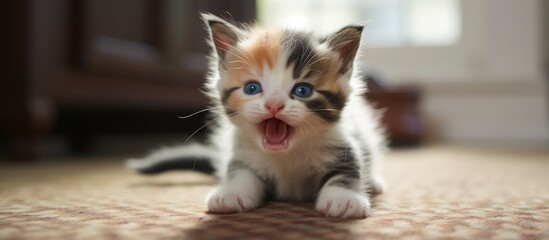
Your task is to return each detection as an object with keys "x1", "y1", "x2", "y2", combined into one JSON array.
[{"x1": 1, "y1": 0, "x2": 547, "y2": 161}]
